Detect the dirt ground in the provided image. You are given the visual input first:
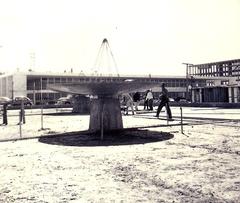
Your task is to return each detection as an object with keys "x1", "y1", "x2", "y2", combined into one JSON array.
[{"x1": 0, "y1": 107, "x2": 240, "y2": 202}]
